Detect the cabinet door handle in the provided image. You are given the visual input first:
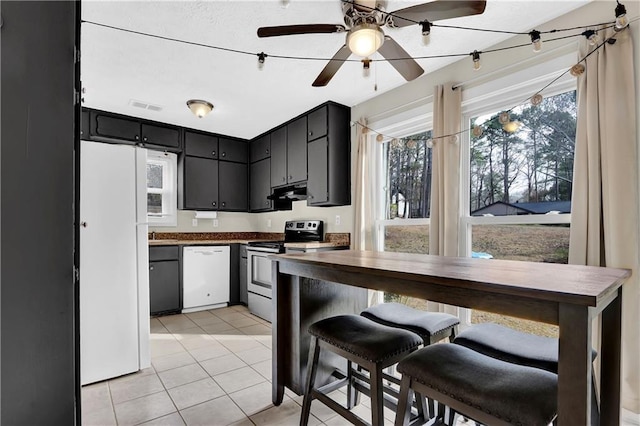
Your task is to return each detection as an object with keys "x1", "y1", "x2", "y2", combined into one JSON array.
[
  {"x1": 143, "y1": 136, "x2": 148, "y2": 142},
  {"x1": 308, "y1": 131, "x2": 313, "y2": 137},
  {"x1": 309, "y1": 195, "x2": 314, "y2": 199},
  {"x1": 265, "y1": 201, "x2": 270, "y2": 206},
  {"x1": 282, "y1": 177, "x2": 286, "y2": 182},
  {"x1": 135, "y1": 135, "x2": 140, "y2": 140},
  {"x1": 221, "y1": 152, "x2": 226, "y2": 158},
  {"x1": 212, "y1": 201, "x2": 217, "y2": 207},
  {"x1": 288, "y1": 175, "x2": 293, "y2": 180},
  {"x1": 80, "y1": 221, "x2": 88, "y2": 228},
  {"x1": 265, "y1": 149, "x2": 269, "y2": 155},
  {"x1": 222, "y1": 202, "x2": 226, "y2": 207},
  {"x1": 212, "y1": 150, "x2": 216, "y2": 157},
  {"x1": 149, "y1": 266, "x2": 154, "y2": 271}
]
